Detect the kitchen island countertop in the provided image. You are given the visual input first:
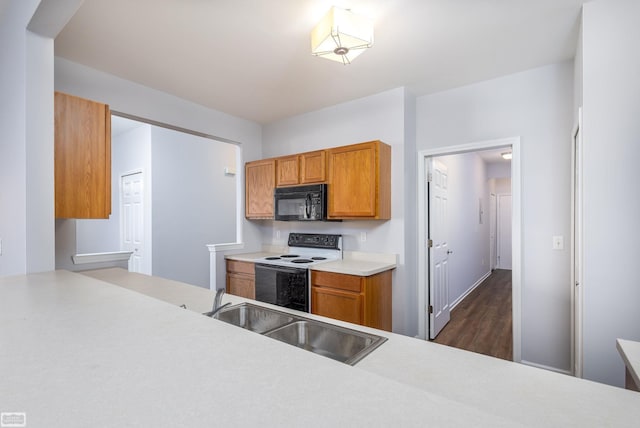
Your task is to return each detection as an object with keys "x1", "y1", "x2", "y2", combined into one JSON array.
[
  {"x1": 2, "y1": 269, "x2": 640, "y2": 427},
  {"x1": 617, "y1": 338, "x2": 640, "y2": 390}
]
